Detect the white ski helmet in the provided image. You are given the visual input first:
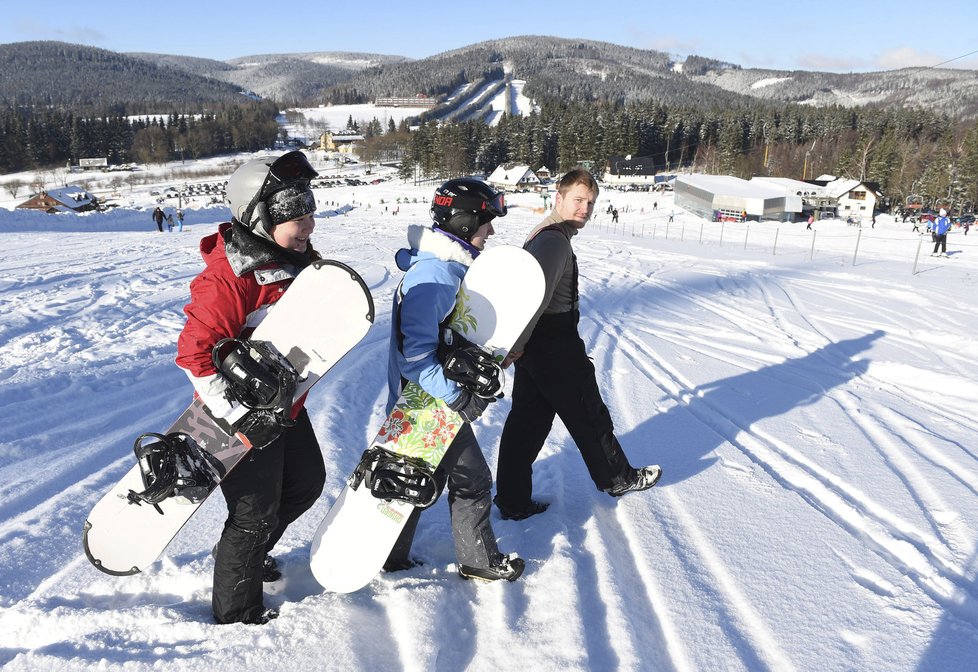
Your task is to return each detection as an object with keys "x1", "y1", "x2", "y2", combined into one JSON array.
[
  {"x1": 226, "y1": 151, "x2": 318, "y2": 234},
  {"x1": 939, "y1": 208, "x2": 947, "y2": 217}
]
